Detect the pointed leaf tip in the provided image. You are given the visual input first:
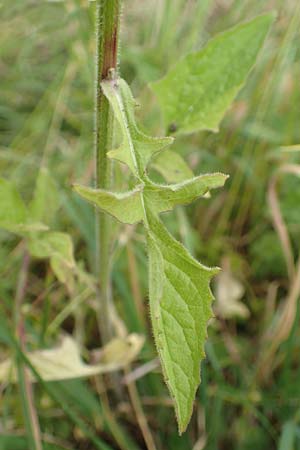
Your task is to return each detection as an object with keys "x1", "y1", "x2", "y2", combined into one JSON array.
[
  {"x1": 147, "y1": 211, "x2": 217, "y2": 432},
  {"x1": 151, "y1": 13, "x2": 275, "y2": 135}
]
